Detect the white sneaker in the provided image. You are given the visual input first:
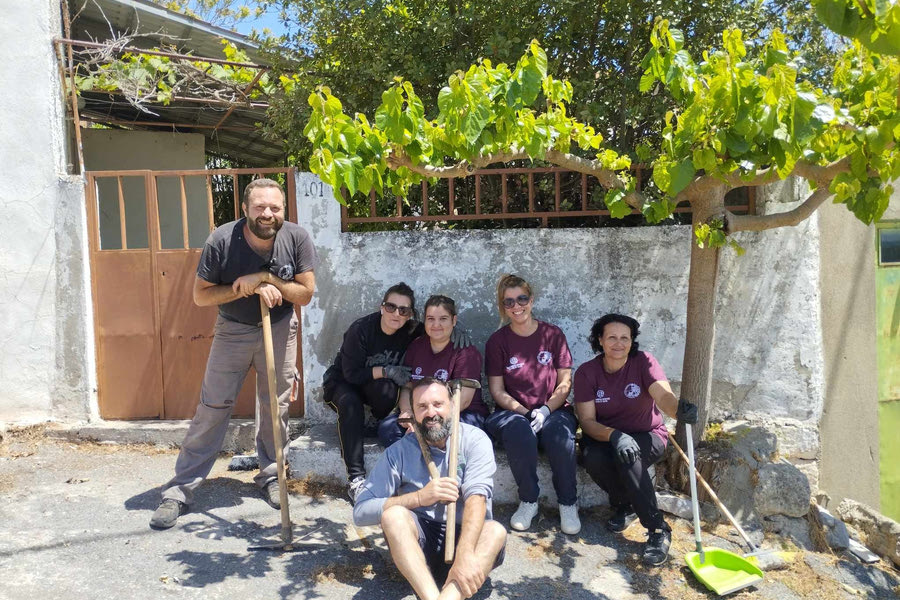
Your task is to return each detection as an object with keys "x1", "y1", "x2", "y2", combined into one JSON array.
[
  {"x1": 559, "y1": 503, "x2": 581, "y2": 535},
  {"x1": 347, "y1": 476, "x2": 366, "y2": 504},
  {"x1": 510, "y1": 501, "x2": 539, "y2": 531}
]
